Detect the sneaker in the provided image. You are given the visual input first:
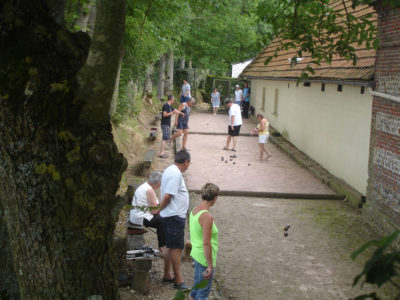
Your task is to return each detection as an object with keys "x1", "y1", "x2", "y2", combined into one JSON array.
[{"x1": 174, "y1": 282, "x2": 189, "y2": 290}]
